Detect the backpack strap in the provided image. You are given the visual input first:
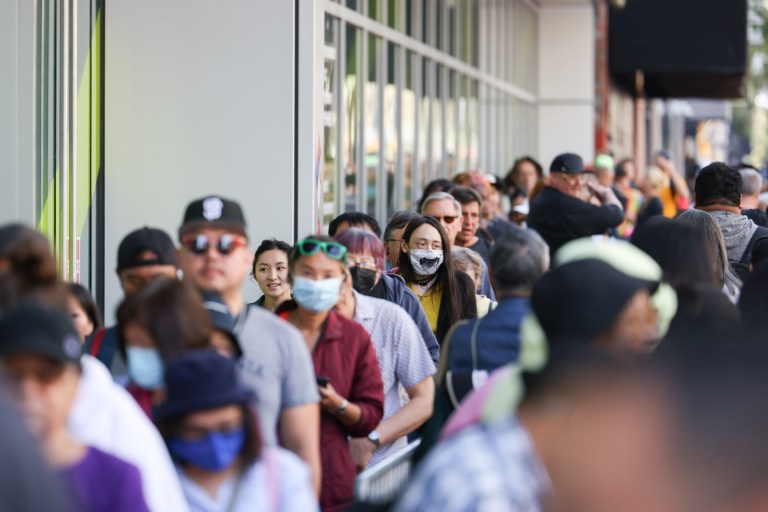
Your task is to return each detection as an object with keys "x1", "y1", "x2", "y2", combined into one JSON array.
[
  {"x1": 740, "y1": 226, "x2": 768, "y2": 265},
  {"x1": 89, "y1": 327, "x2": 107, "y2": 357}
]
